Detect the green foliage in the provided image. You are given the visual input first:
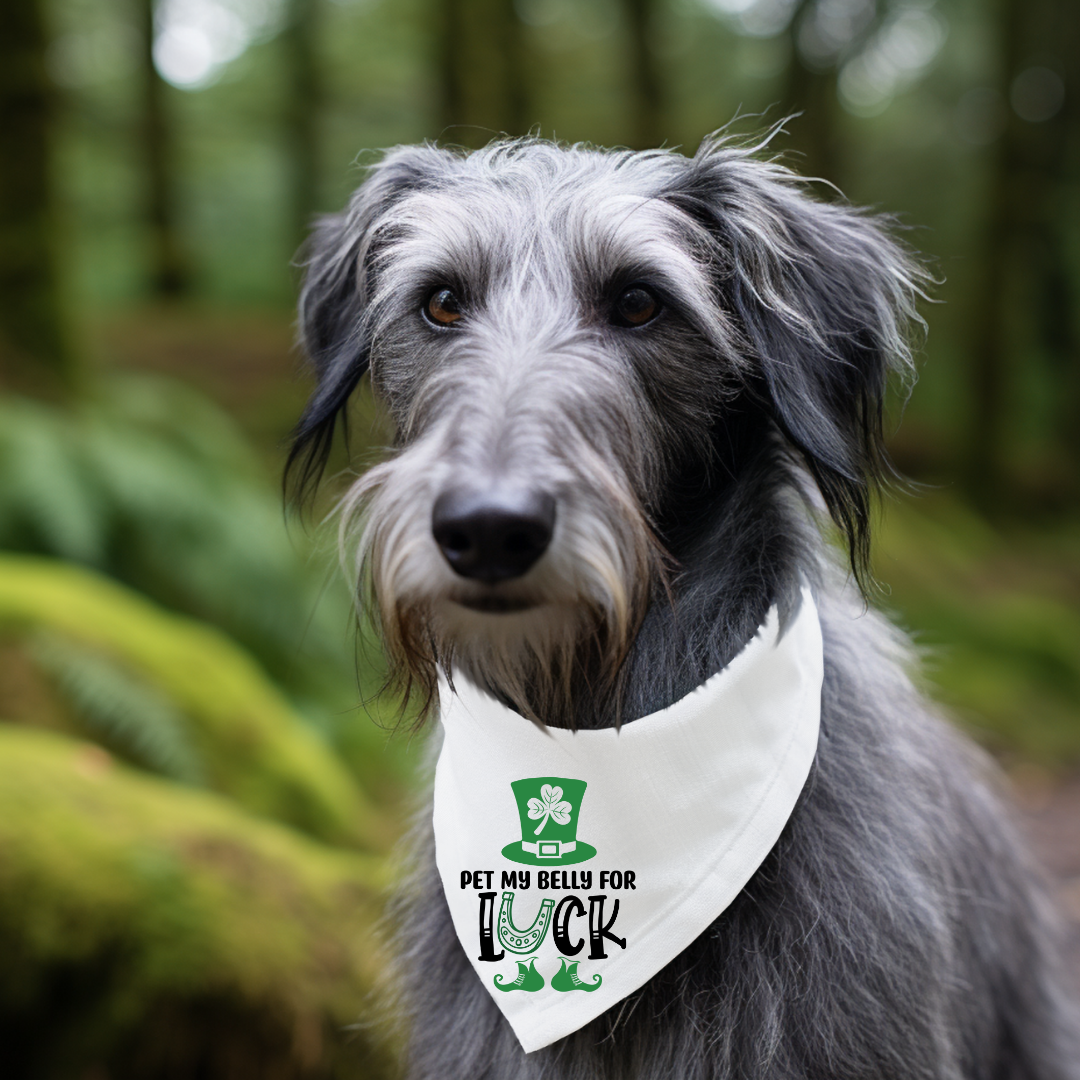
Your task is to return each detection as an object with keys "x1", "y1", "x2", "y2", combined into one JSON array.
[
  {"x1": 30, "y1": 630, "x2": 206, "y2": 784},
  {"x1": 0, "y1": 553, "x2": 391, "y2": 849},
  {"x1": 0, "y1": 724, "x2": 397, "y2": 1080},
  {"x1": 0, "y1": 373, "x2": 407, "y2": 787},
  {"x1": 0, "y1": 373, "x2": 329, "y2": 660},
  {"x1": 874, "y1": 493, "x2": 1080, "y2": 766}
]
